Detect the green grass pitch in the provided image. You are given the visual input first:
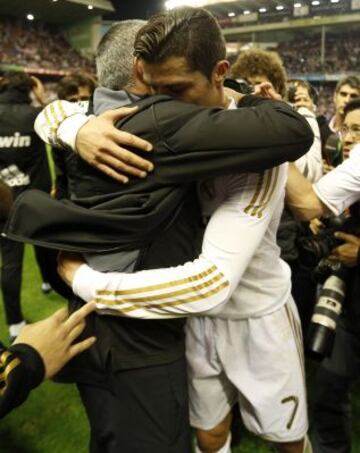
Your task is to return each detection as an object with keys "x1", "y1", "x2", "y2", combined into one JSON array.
[{"x1": 1, "y1": 245, "x2": 360, "y2": 452}]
